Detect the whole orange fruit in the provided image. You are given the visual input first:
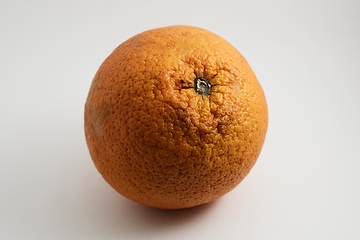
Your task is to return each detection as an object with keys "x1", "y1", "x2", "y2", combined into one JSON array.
[{"x1": 84, "y1": 25, "x2": 268, "y2": 209}]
